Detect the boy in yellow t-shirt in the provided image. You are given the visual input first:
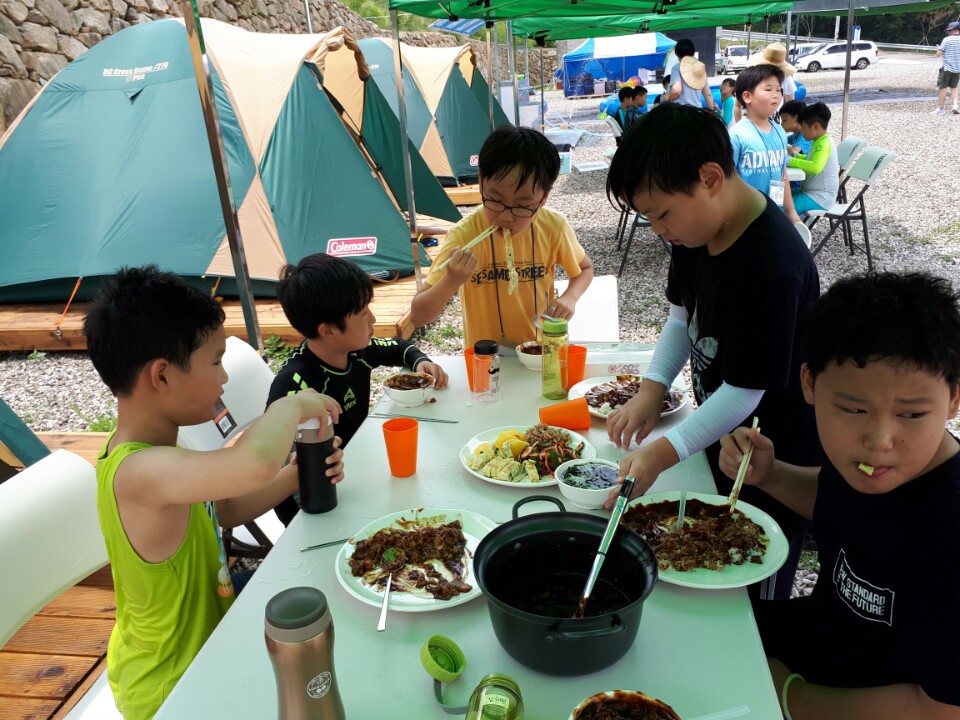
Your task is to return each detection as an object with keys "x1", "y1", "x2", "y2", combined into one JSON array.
[
  {"x1": 410, "y1": 126, "x2": 594, "y2": 349},
  {"x1": 84, "y1": 266, "x2": 345, "y2": 720}
]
